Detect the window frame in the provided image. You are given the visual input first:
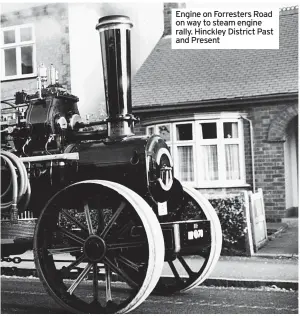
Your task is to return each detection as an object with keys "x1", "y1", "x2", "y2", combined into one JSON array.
[
  {"x1": 146, "y1": 115, "x2": 247, "y2": 188},
  {"x1": 1, "y1": 23, "x2": 37, "y2": 81},
  {"x1": 196, "y1": 118, "x2": 245, "y2": 187},
  {"x1": 173, "y1": 121, "x2": 197, "y2": 186},
  {"x1": 197, "y1": 119, "x2": 220, "y2": 184}
]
